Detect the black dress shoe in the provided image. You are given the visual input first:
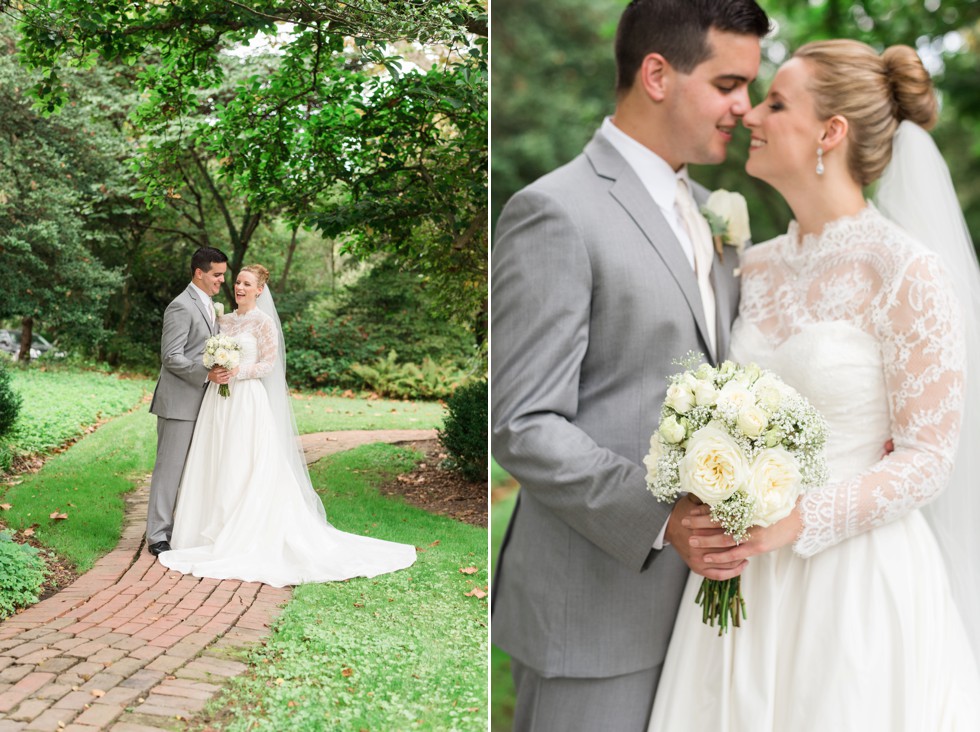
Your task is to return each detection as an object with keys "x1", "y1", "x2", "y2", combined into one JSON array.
[{"x1": 148, "y1": 541, "x2": 172, "y2": 556}]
